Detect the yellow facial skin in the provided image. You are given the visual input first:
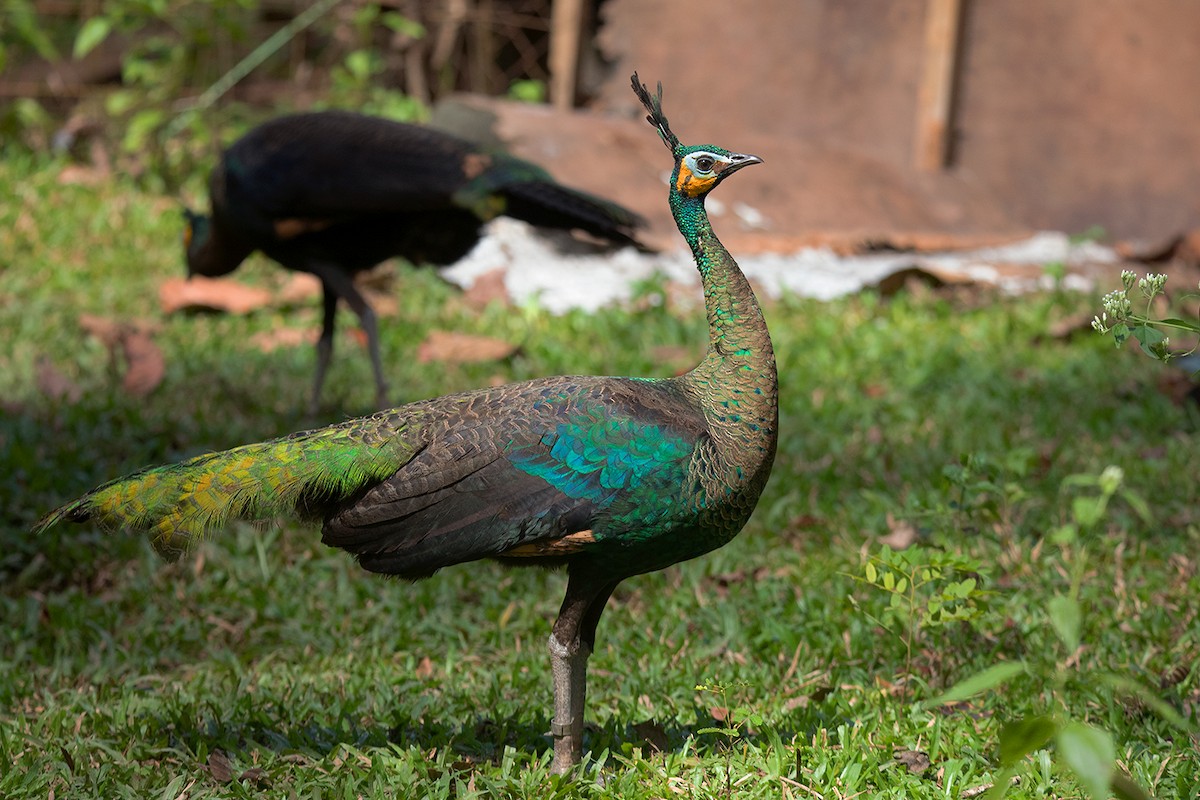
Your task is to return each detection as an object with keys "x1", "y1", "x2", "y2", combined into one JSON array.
[{"x1": 675, "y1": 162, "x2": 721, "y2": 198}]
